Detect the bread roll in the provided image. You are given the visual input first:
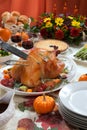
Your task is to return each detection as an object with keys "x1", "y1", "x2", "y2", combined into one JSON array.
[
  {"x1": 11, "y1": 11, "x2": 20, "y2": 18},
  {"x1": 18, "y1": 15, "x2": 29, "y2": 24},
  {"x1": 6, "y1": 16, "x2": 17, "y2": 24},
  {"x1": 1, "y1": 11, "x2": 11, "y2": 23}
]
